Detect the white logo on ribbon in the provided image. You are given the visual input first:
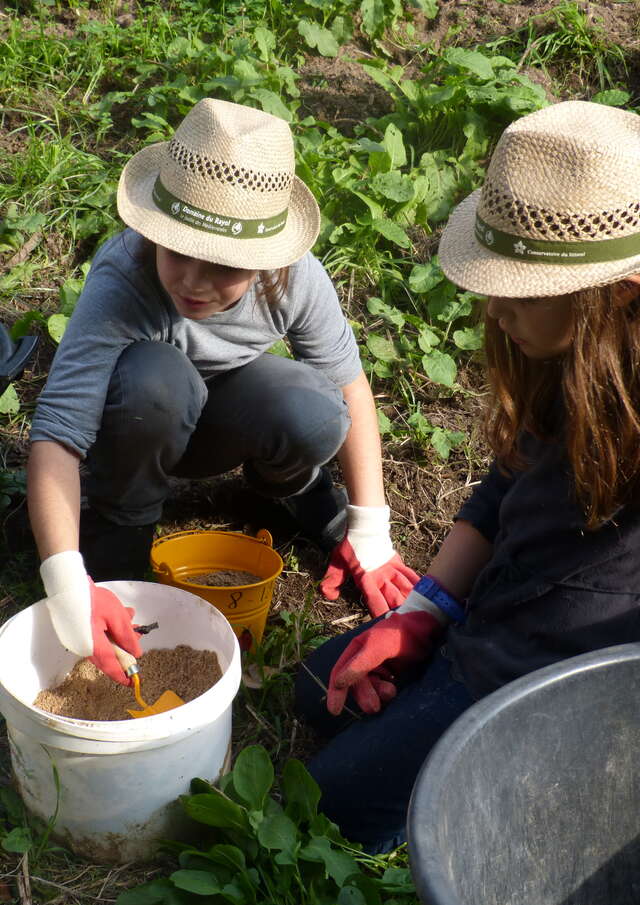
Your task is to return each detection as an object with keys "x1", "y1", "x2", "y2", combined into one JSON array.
[
  {"x1": 232, "y1": 222, "x2": 243, "y2": 236},
  {"x1": 514, "y1": 240, "x2": 526, "y2": 255},
  {"x1": 484, "y1": 229, "x2": 494, "y2": 246},
  {"x1": 257, "y1": 223, "x2": 265, "y2": 234},
  {"x1": 171, "y1": 202, "x2": 181, "y2": 215}
]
